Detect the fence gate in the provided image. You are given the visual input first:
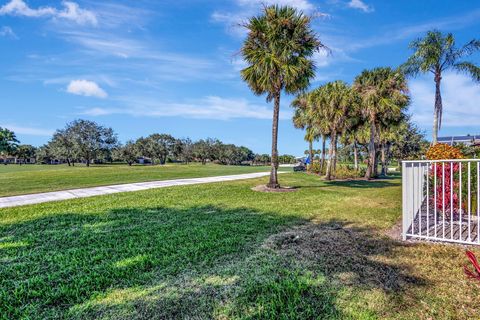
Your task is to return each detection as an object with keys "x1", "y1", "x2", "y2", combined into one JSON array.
[{"x1": 402, "y1": 159, "x2": 480, "y2": 245}]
